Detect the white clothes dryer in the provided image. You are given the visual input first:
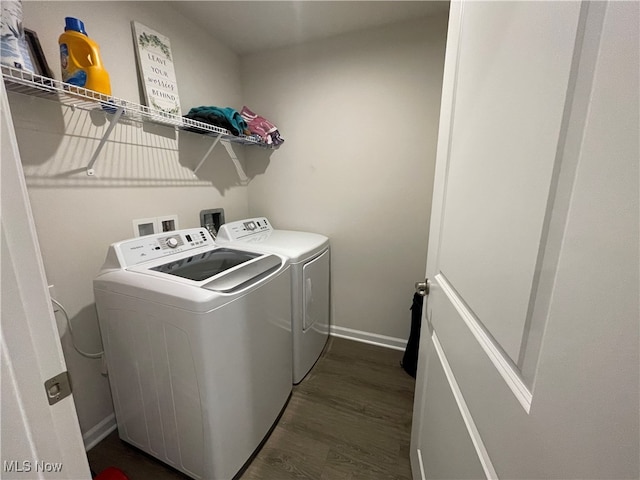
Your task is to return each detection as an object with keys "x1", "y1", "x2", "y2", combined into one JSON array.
[
  {"x1": 94, "y1": 228, "x2": 292, "y2": 480},
  {"x1": 217, "y1": 217, "x2": 330, "y2": 384}
]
